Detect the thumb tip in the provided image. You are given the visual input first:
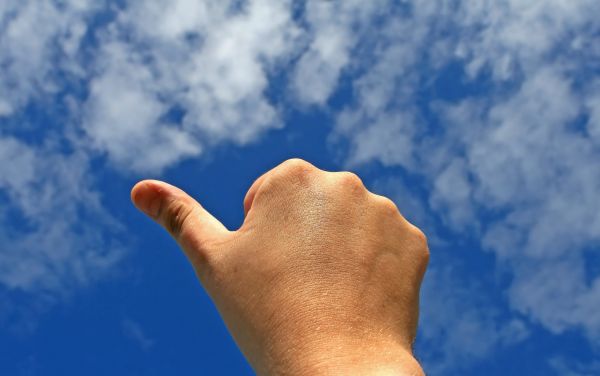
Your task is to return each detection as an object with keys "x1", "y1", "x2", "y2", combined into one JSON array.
[{"x1": 131, "y1": 180, "x2": 169, "y2": 218}]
